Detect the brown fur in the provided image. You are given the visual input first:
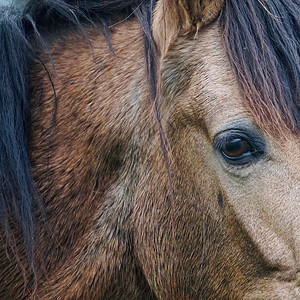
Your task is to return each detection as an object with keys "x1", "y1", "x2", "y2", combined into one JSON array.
[{"x1": 29, "y1": 22, "x2": 155, "y2": 299}]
